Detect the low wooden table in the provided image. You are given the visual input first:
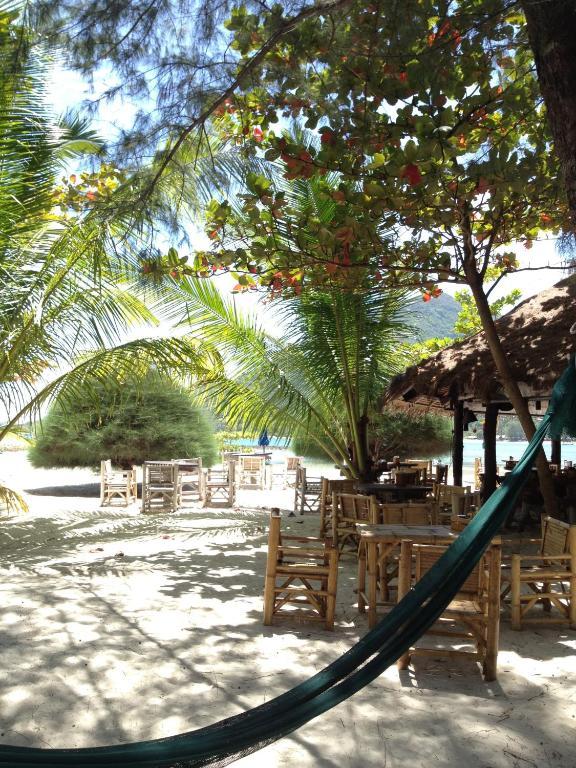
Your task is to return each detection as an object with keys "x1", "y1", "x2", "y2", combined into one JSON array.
[{"x1": 357, "y1": 524, "x2": 456, "y2": 628}]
